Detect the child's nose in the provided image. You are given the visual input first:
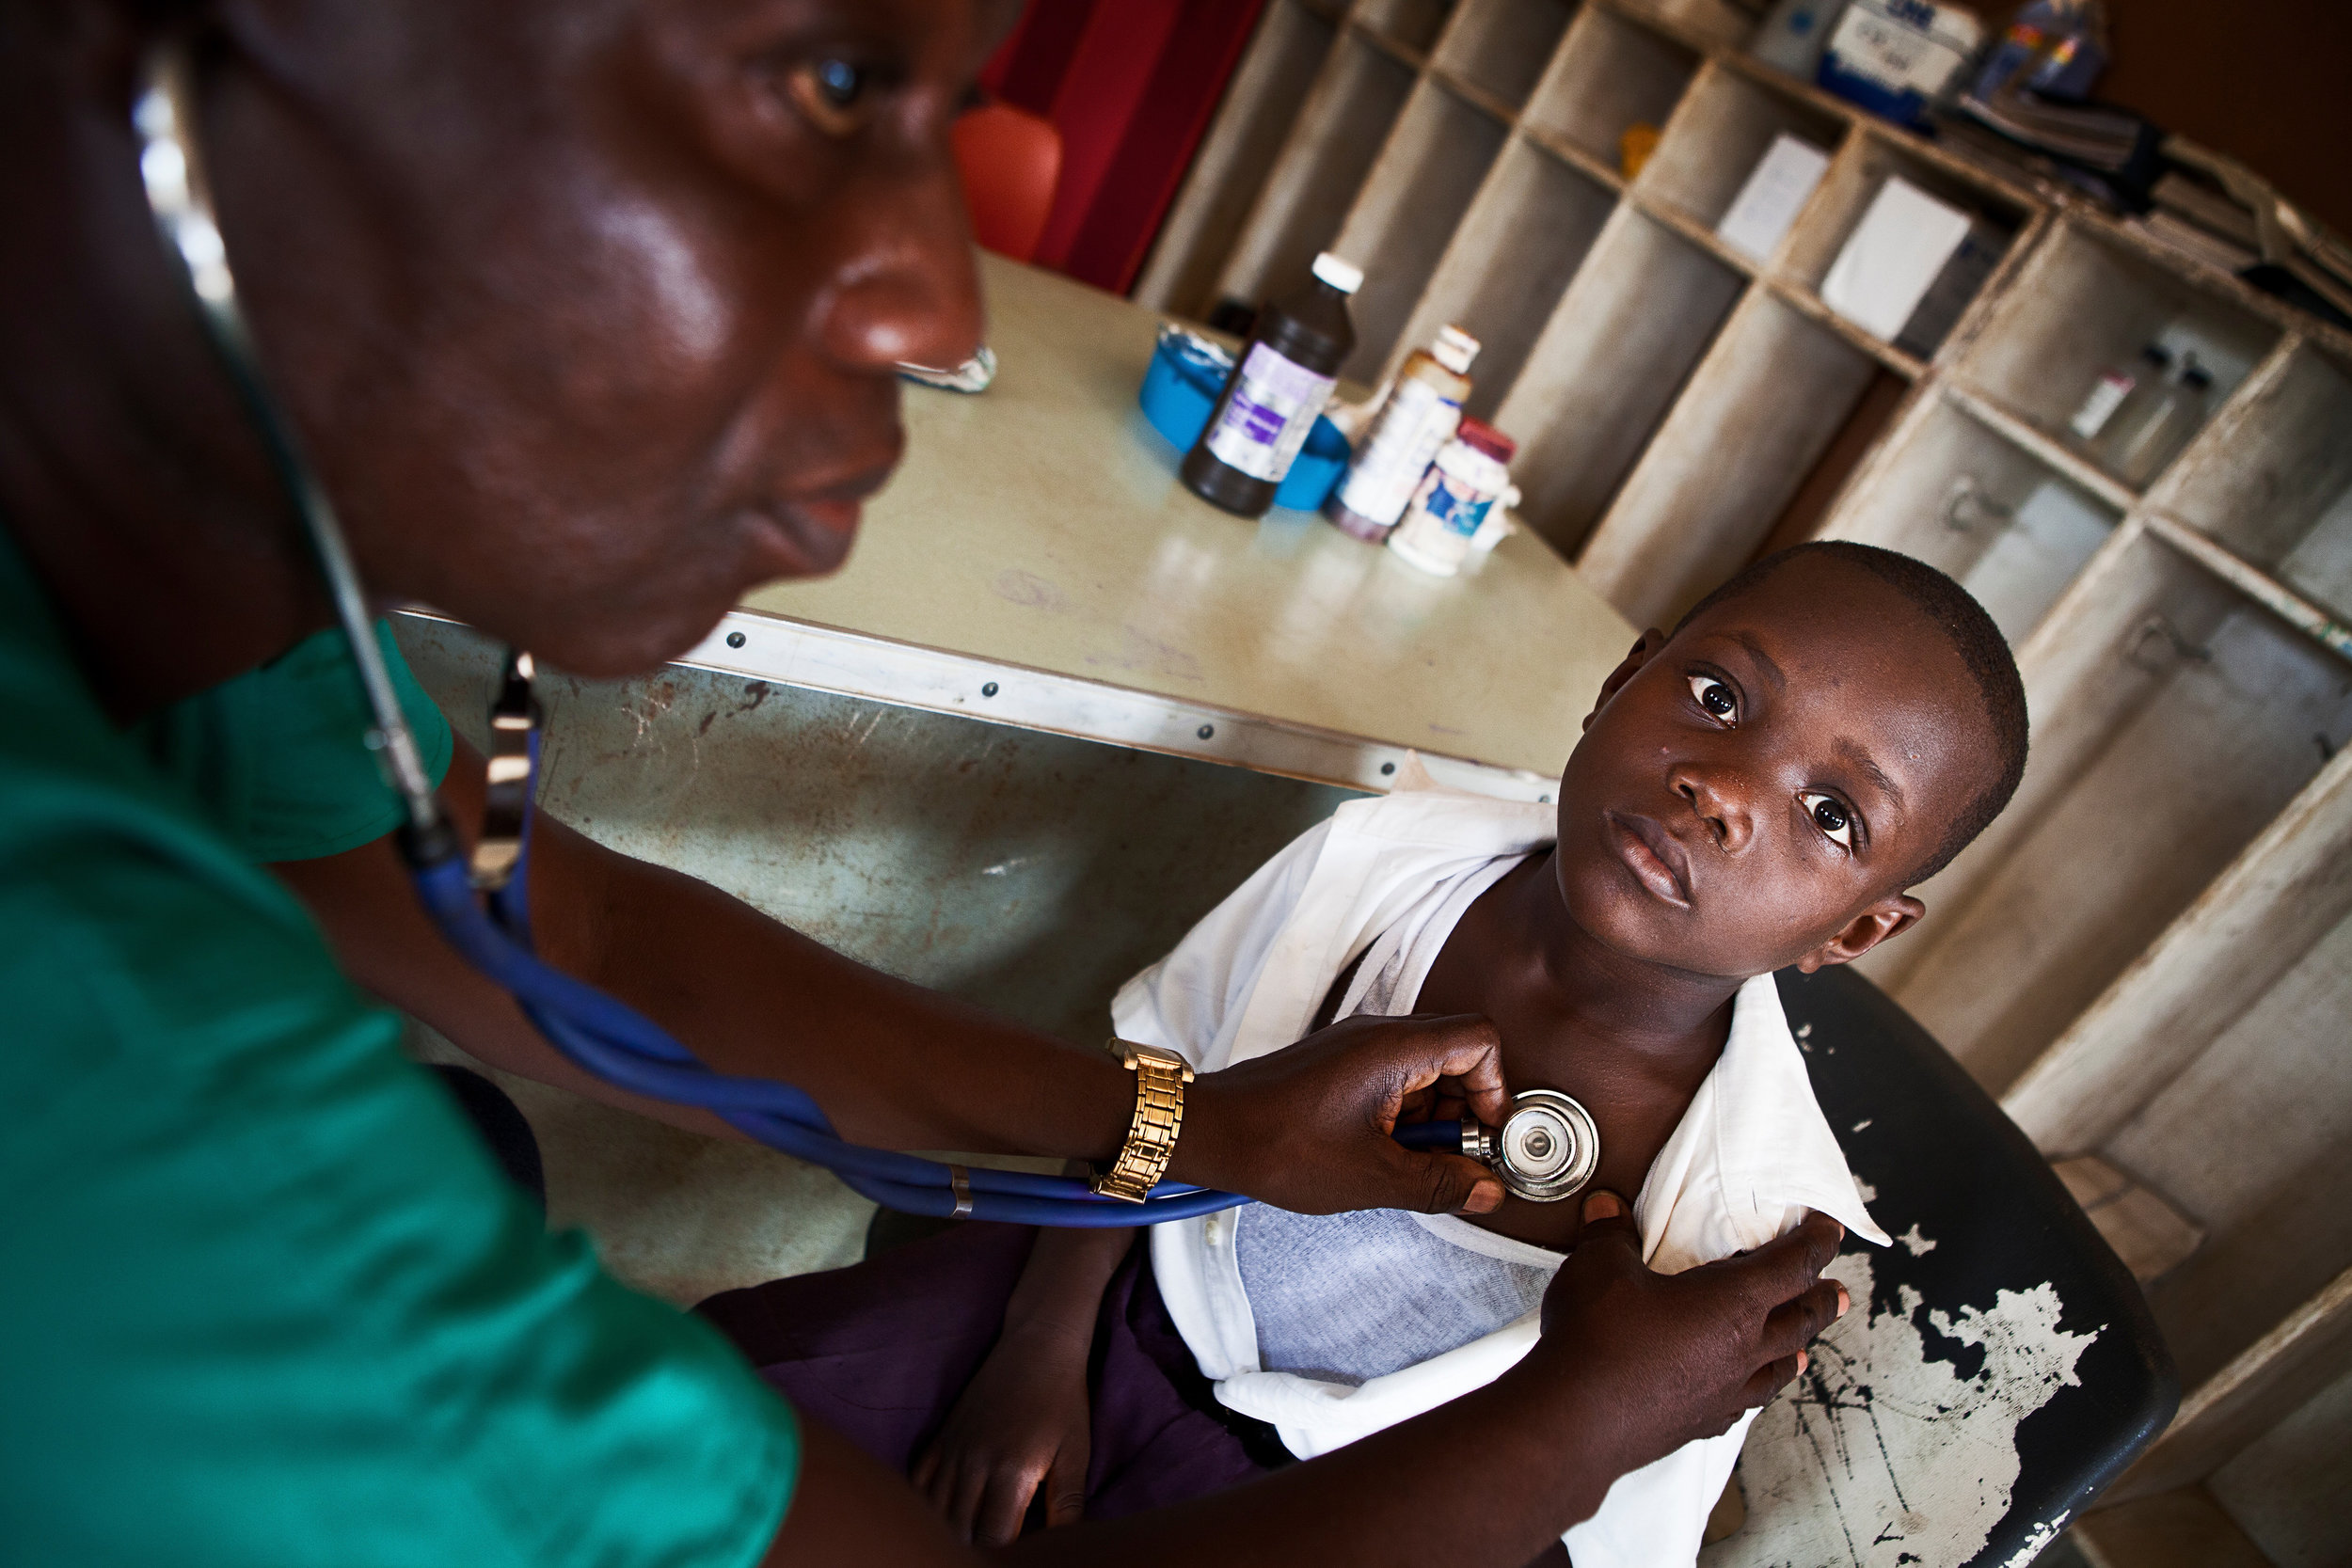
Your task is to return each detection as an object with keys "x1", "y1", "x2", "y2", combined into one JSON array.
[{"x1": 1675, "y1": 770, "x2": 1754, "y2": 853}]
